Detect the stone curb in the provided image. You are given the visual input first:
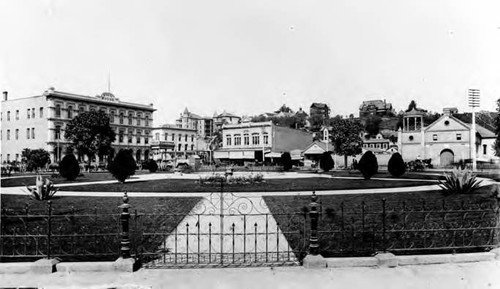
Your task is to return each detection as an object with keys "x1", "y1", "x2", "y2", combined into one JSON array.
[
  {"x1": 302, "y1": 252, "x2": 498, "y2": 269},
  {"x1": 0, "y1": 258, "x2": 135, "y2": 274}
]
